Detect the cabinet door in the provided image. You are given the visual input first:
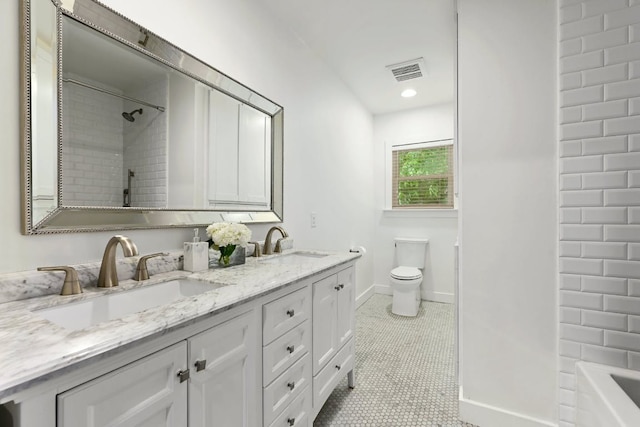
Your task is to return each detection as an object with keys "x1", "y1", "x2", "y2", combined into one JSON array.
[
  {"x1": 312, "y1": 274, "x2": 338, "y2": 375},
  {"x1": 188, "y1": 309, "x2": 260, "y2": 427},
  {"x1": 57, "y1": 342, "x2": 188, "y2": 427},
  {"x1": 336, "y1": 266, "x2": 355, "y2": 347}
]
